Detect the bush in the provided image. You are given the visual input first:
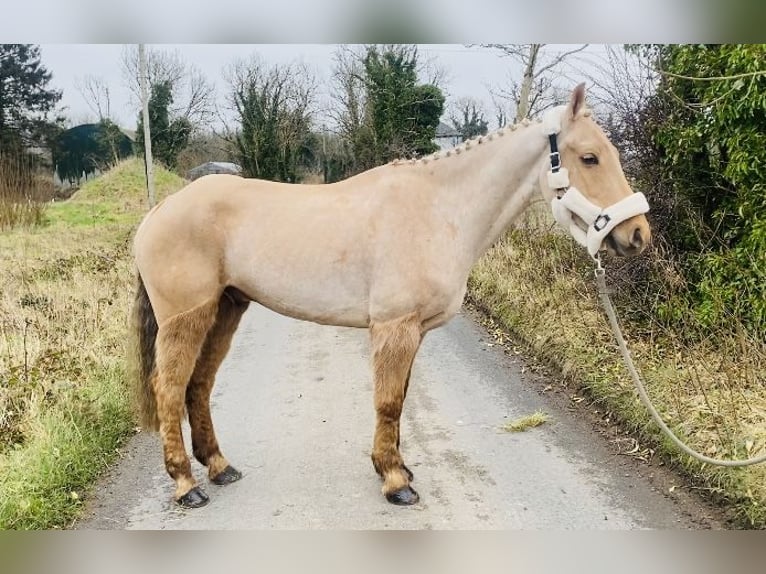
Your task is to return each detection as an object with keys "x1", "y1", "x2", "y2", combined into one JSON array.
[{"x1": 649, "y1": 44, "x2": 766, "y2": 335}]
